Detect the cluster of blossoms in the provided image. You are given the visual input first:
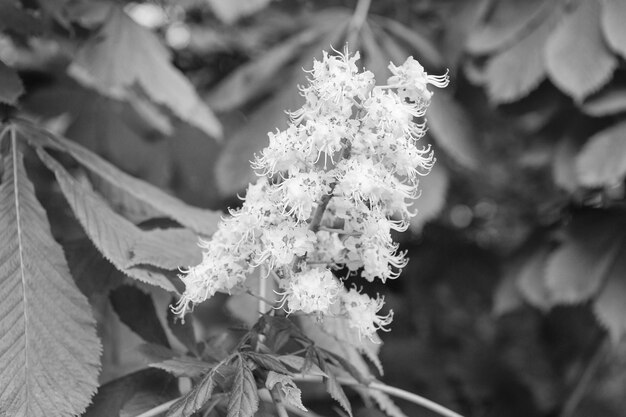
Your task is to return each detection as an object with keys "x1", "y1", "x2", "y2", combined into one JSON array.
[{"x1": 174, "y1": 49, "x2": 448, "y2": 341}]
